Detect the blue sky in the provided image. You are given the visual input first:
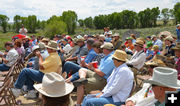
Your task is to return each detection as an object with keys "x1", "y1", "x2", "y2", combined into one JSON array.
[{"x1": 0, "y1": 0, "x2": 179, "y2": 22}]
